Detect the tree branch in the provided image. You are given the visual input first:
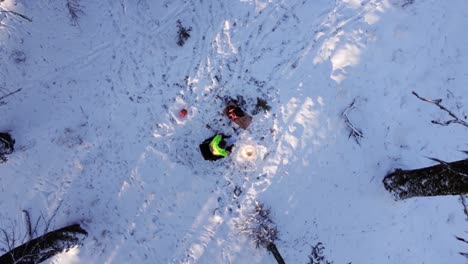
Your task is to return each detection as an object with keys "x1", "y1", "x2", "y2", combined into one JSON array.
[
  {"x1": 0, "y1": 88, "x2": 21, "y2": 103},
  {"x1": 424, "y1": 156, "x2": 468, "y2": 178},
  {"x1": 22, "y1": 210, "x2": 33, "y2": 242},
  {"x1": 412, "y1": 91, "x2": 468, "y2": 127},
  {"x1": 45, "y1": 200, "x2": 63, "y2": 233},
  {"x1": 66, "y1": 0, "x2": 85, "y2": 26},
  {"x1": 0, "y1": 10, "x2": 32, "y2": 22},
  {"x1": 460, "y1": 195, "x2": 468, "y2": 219},
  {"x1": 1, "y1": 229, "x2": 11, "y2": 251},
  {"x1": 342, "y1": 98, "x2": 364, "y2": 145}
]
